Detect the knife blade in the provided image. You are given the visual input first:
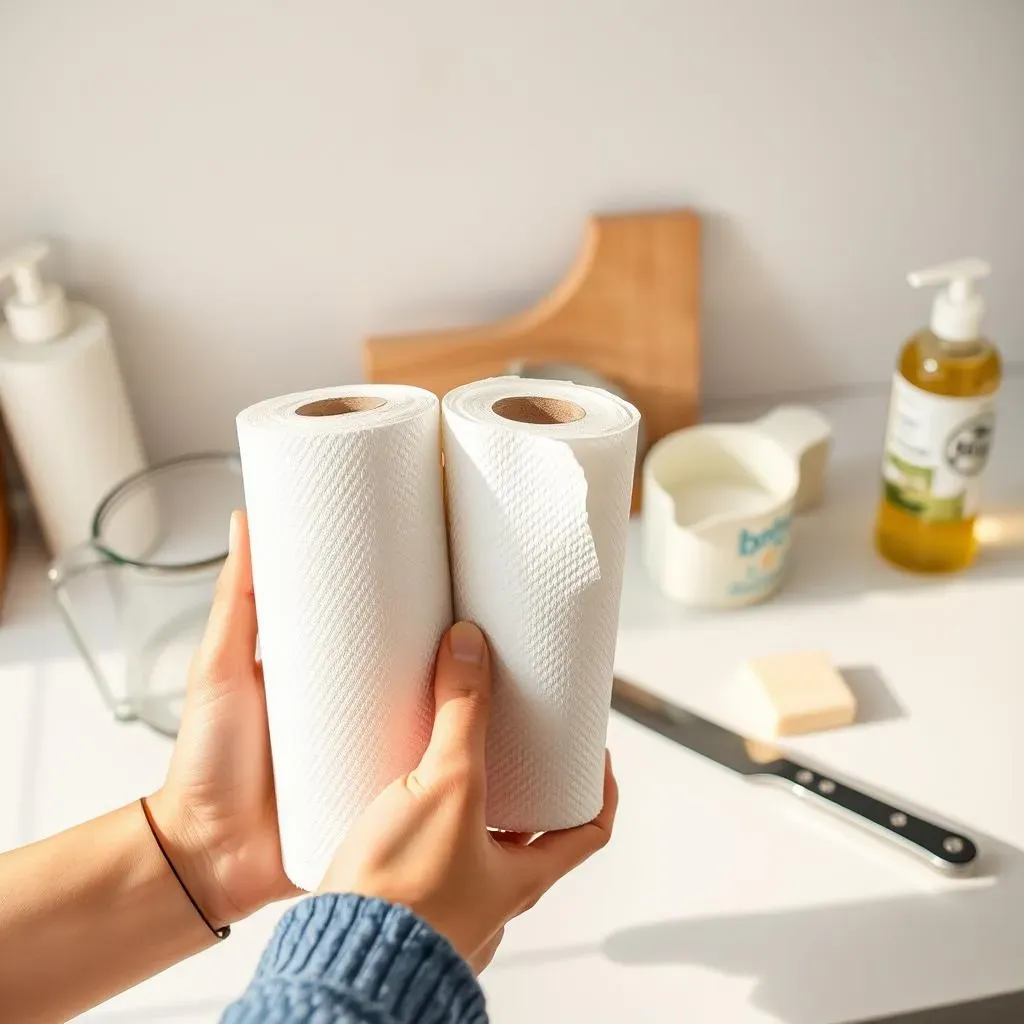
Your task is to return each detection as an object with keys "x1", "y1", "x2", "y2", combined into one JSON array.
[{"x1": 611, "y1": 676, "x2": 979, "y2": 875}]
